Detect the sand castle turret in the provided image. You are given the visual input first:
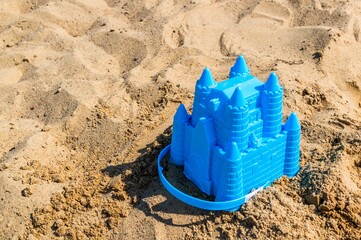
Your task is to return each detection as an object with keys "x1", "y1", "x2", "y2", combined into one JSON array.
[
  {"x1": 283, "y1": 112, "x2": 301, "y2": 176},
  {"x1": 220, "y1": 142, "x2": 244, "y2": 202},
  {"x1": 191, "y1": 68, "x2": 216, "y2": 126},
  {"x1": 225, "y1": 87, "x2": 249, "y2": 151},
  {"x1": 170, "y1": 104, "x2": 189, "y2": 165},
  {"x1": 261, "y1": 72, "x2": 283, "y2": 138},
  {"x1": 229, "y1": 55, "x2": 250, "y2": 79}
]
